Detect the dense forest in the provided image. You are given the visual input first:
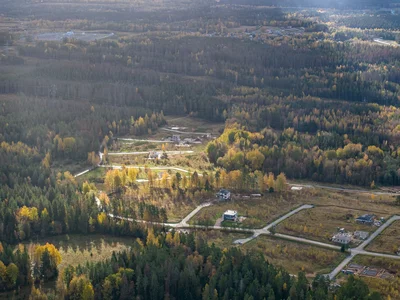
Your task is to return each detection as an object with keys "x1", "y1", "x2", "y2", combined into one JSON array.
[
  {"x1": 207, "y1": 97, "x2": 400, "y2": 186},
  {"x1": 55, "y1": 231, "x2": 382, "y2": 300},
  {"x1": 0, "y1": 231, "x2": 384, "y2": 300}
]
